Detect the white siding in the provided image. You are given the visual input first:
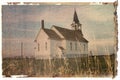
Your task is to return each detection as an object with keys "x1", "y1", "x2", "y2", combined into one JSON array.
[
  {"x1": 35, "y1": 29, "x2": 50, "y2": 59},
  {"x1": 79, "y1": 42, "x2": 88, "y2": 55},
  {"x1": 35, "y1": 27, "x2": 88, "y2": 59},
  {"x1": 50, "y1": 39, "x2": 62, "y2": 58},
  {"x1": 61, "y1": 40, "x2": 66, "y2": 49},
  {"x1": 64, "y1": 40, "x2": 88, "y2": 57}
]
